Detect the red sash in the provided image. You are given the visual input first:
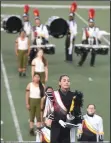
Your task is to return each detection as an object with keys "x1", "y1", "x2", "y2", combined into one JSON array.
[{"x1": 53, "y1": 90, "x2": 67, "y2": 115}]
